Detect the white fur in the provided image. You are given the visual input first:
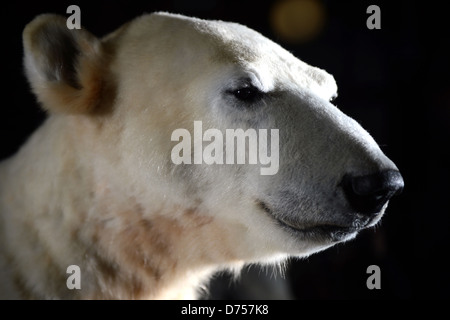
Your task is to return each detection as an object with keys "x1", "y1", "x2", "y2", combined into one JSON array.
[{"x1": 0, "y1": 12, "x2": 398, "y2": 299}]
